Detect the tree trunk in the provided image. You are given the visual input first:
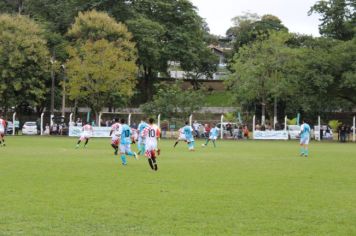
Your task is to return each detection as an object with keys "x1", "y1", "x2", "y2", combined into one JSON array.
[{"x1": 261, "y1": 98, "x2": 266, "y2": 126}]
